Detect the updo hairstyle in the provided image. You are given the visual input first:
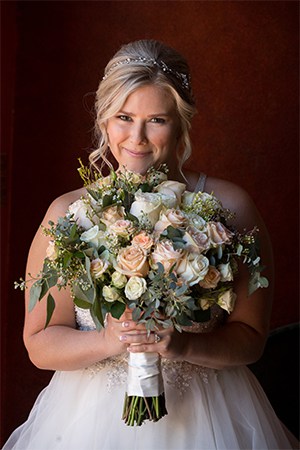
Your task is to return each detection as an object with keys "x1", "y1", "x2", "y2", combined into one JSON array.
[{"x1": 89, "y1": 39, "x2": 196, "y2": 174}]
